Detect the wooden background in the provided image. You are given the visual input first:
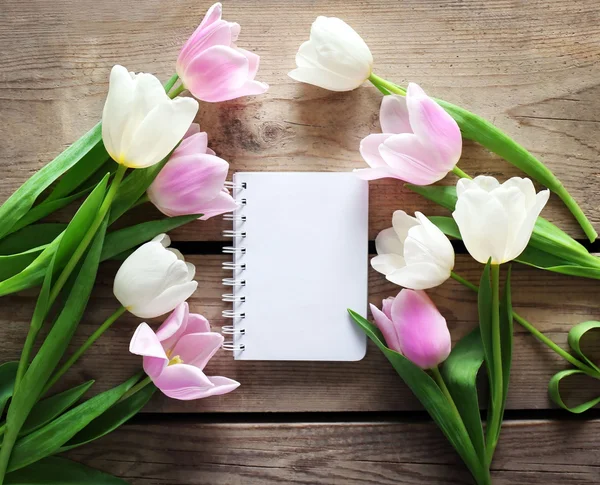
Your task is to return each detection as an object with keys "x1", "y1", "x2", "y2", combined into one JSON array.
[{"x1": 2, "y1": 0, "x2": 600, "y2": 483}]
